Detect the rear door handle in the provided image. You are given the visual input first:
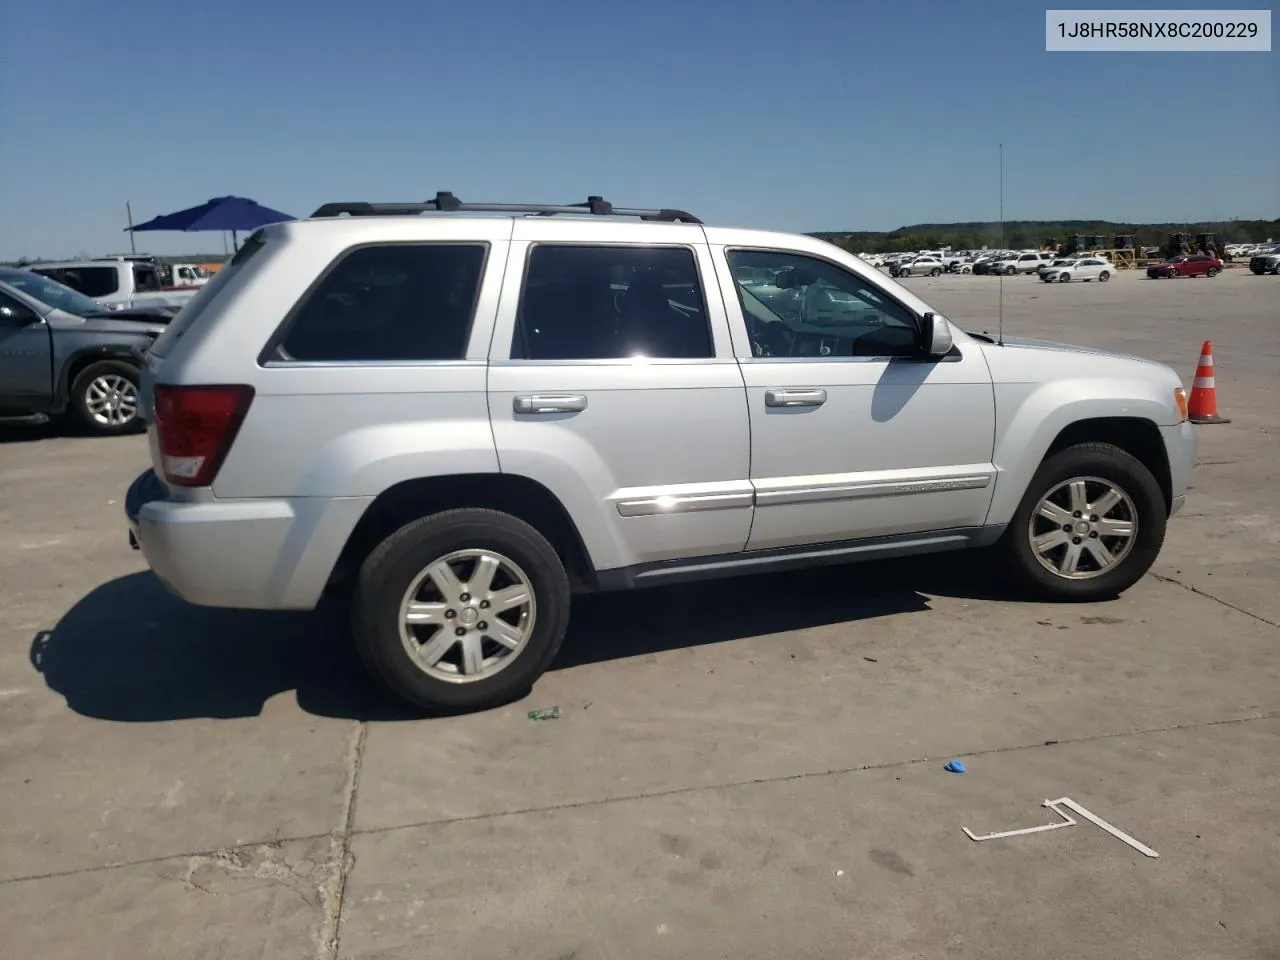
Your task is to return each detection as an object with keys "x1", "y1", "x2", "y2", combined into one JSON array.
[
  {"x1": 513, "y1": 394, "x2": 588, "y2": 415},
  {"x1": 765, "y1": 388, "x2": 827, "y2": 408}
]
